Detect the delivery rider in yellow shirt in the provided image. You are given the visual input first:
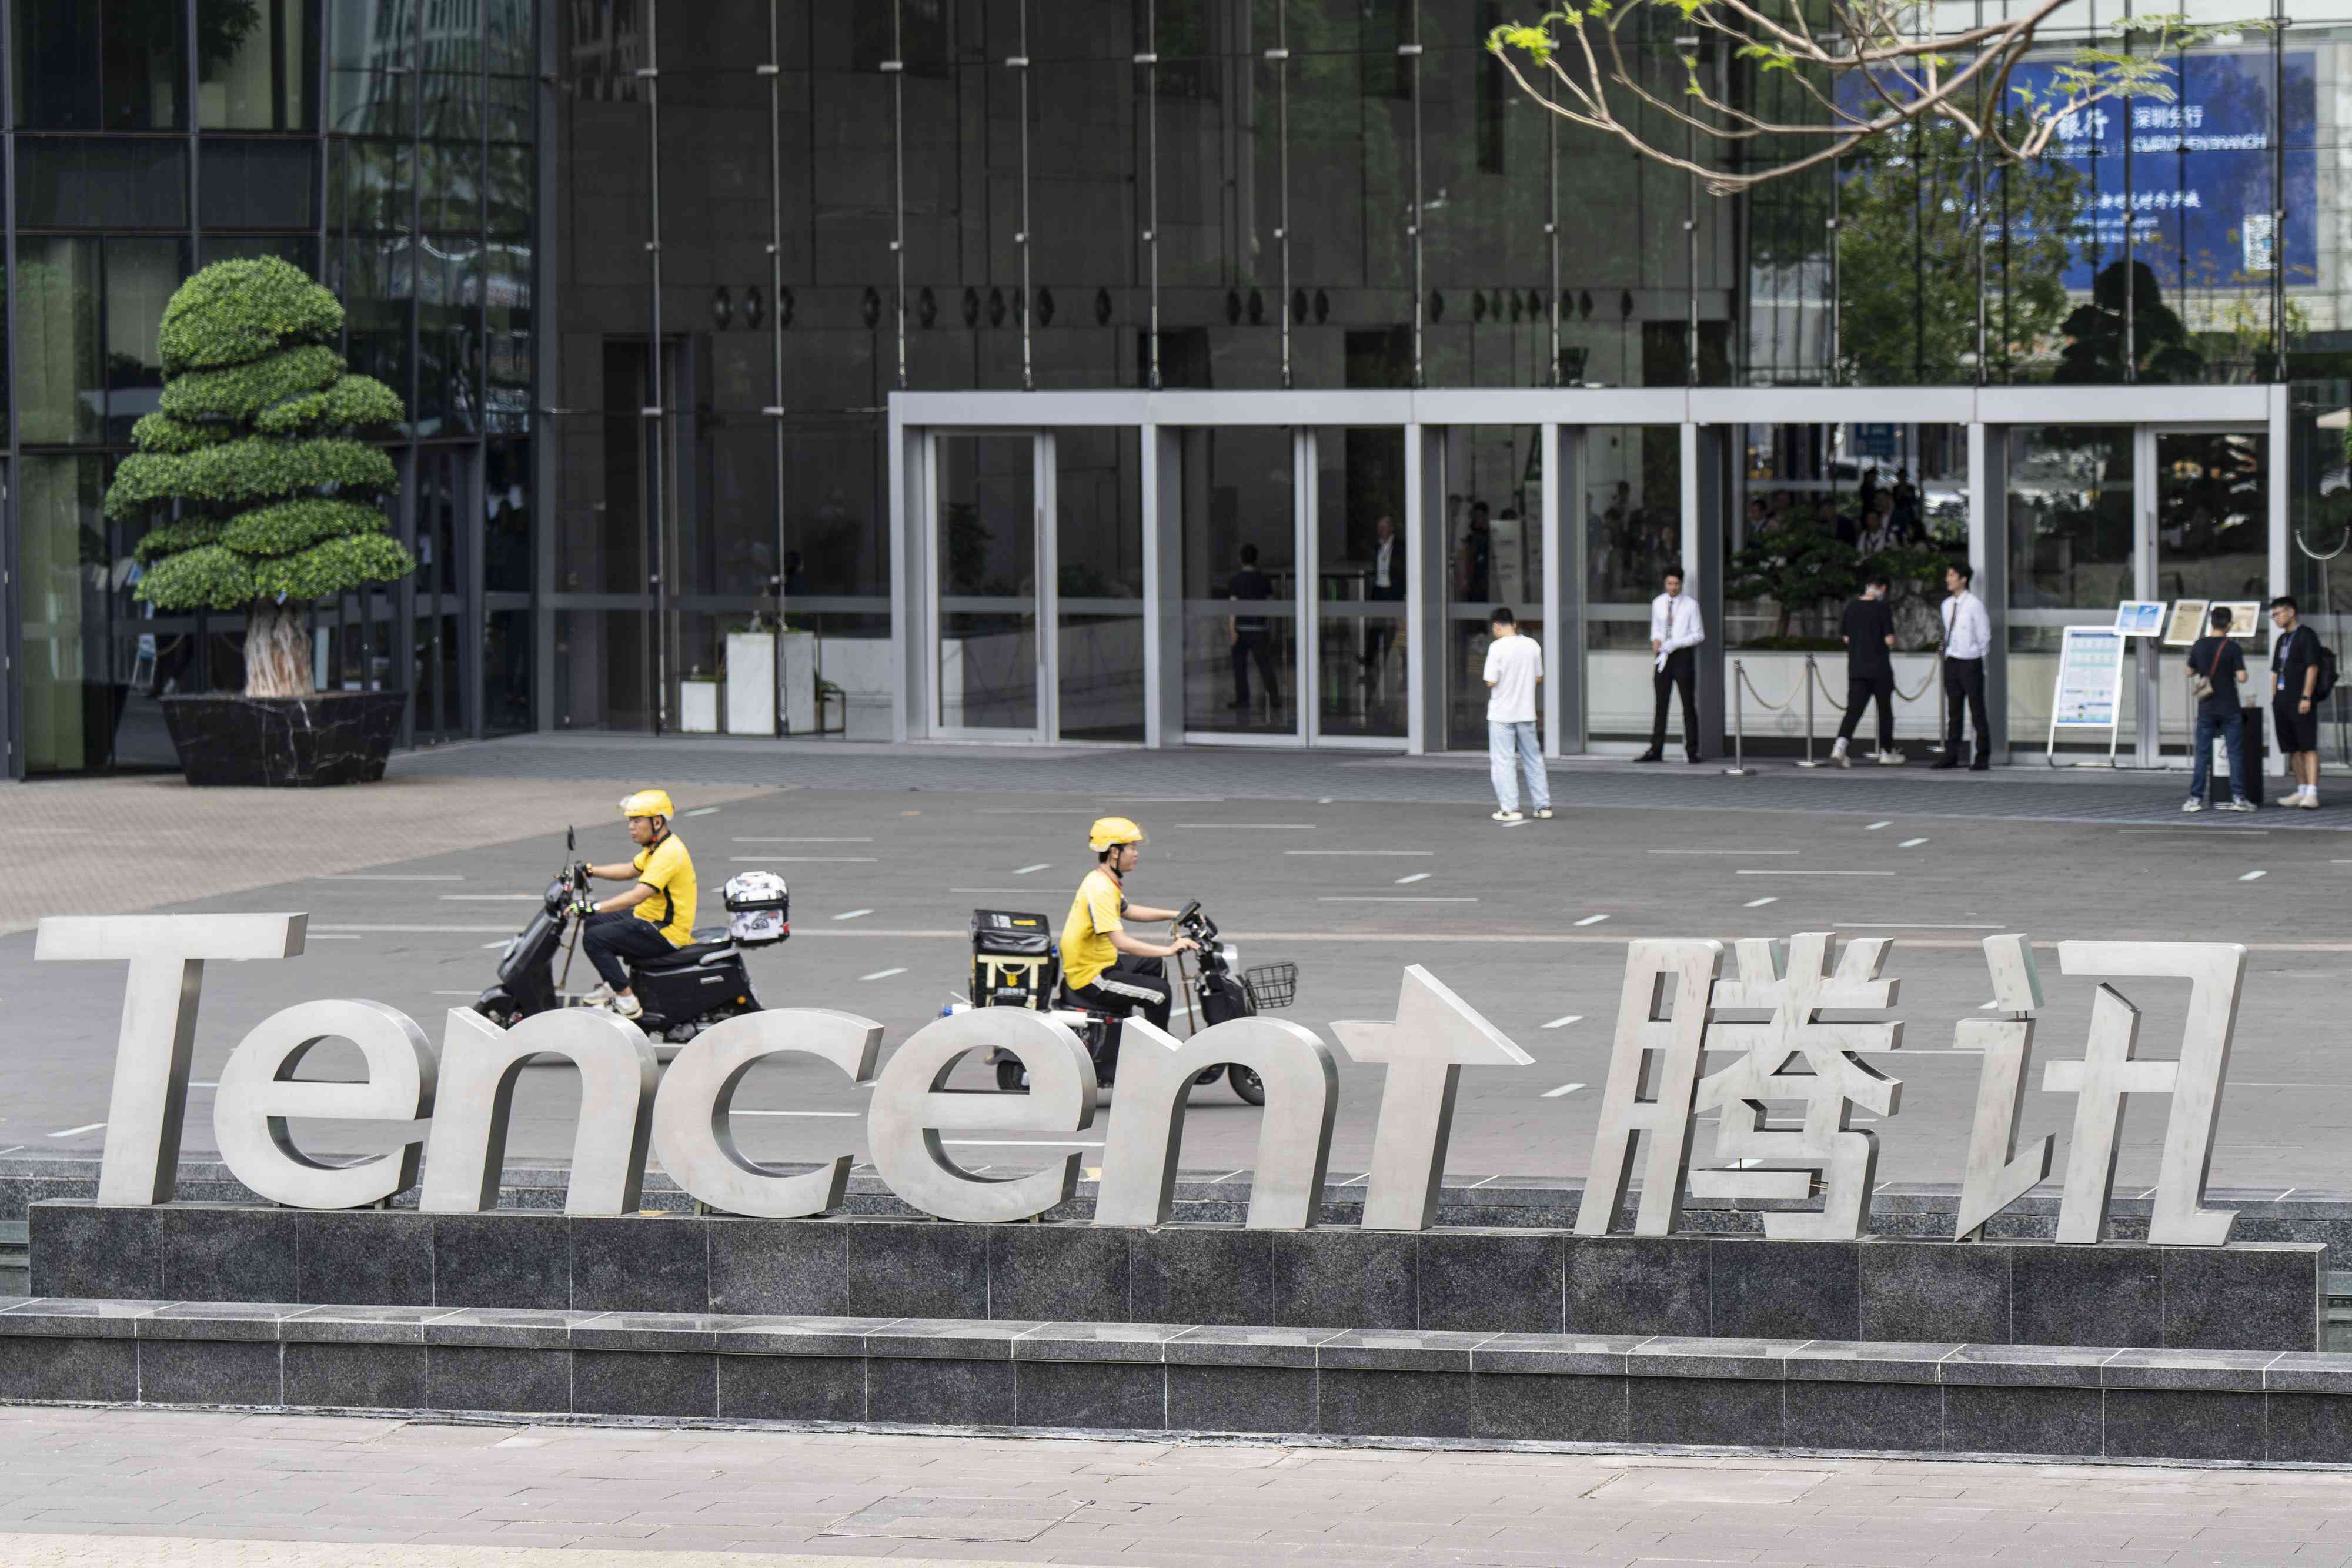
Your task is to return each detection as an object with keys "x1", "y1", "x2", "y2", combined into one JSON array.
[
  {"x1": 1058, "y1": 817, "x2": 1195, "y2": 1039},
  {"x1": 578, "y1": 788, "x2": 699, "y2": 1021}
]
